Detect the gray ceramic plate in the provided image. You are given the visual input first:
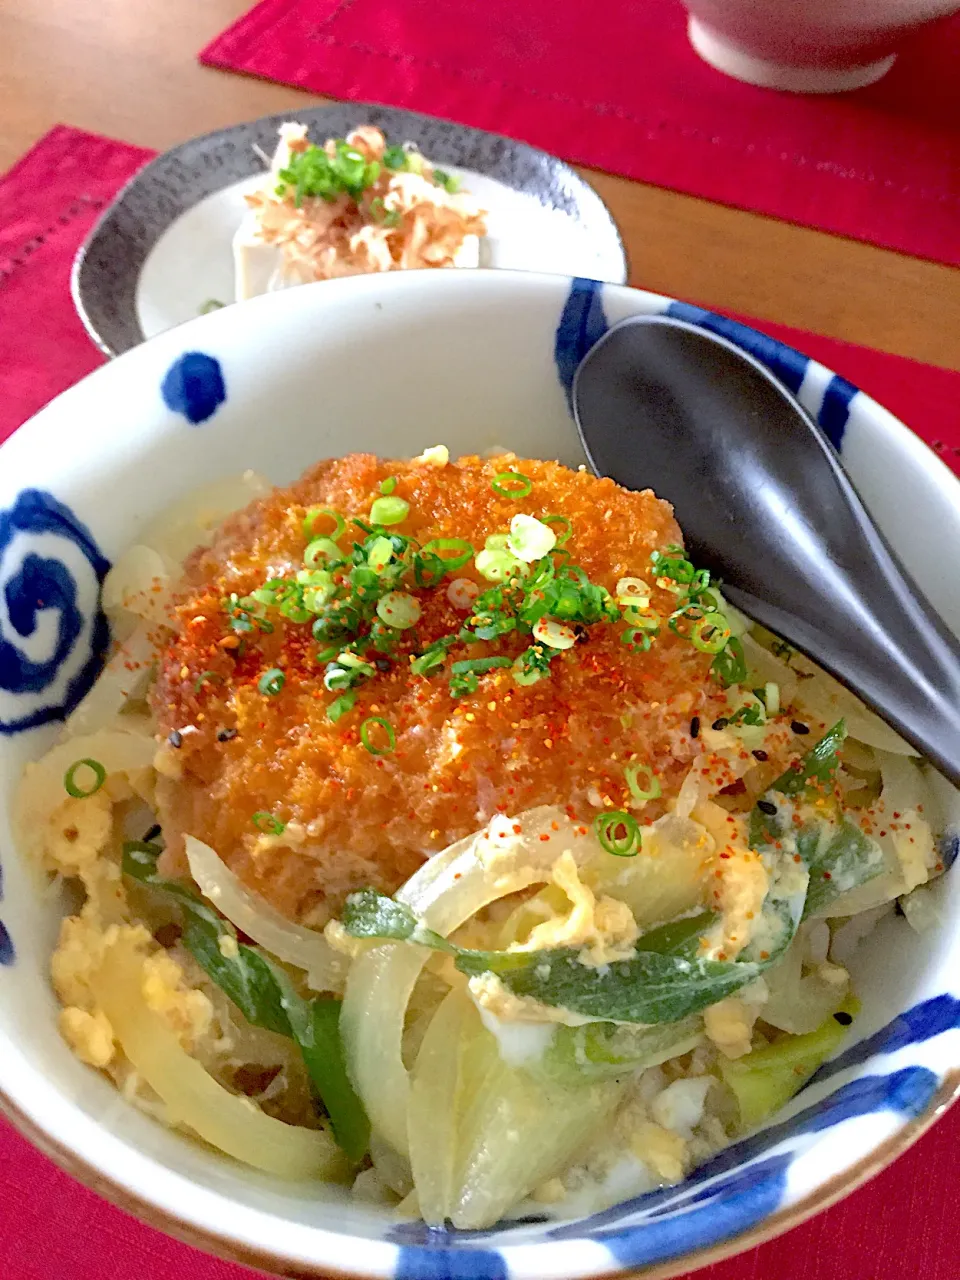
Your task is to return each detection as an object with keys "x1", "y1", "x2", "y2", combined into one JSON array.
[{"x1": 73, "y1": 103, "x2": 628, "y2": 357}]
